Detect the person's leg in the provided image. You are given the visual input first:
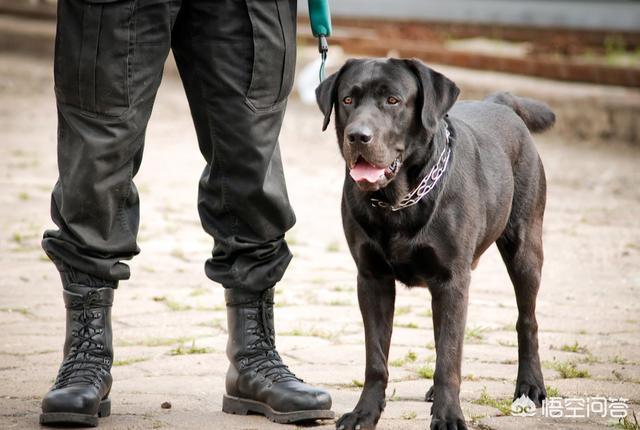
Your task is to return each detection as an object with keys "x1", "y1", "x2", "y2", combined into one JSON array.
[
  {"x1": 171, "y1": 0, "x2": 332, "y2": 422},
  {"x1": 173, "y1": 0, "x2": 296, "y2": 292},
  {"x1": 40, "y1": 0, "x2": 180, "y2": 426}
]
